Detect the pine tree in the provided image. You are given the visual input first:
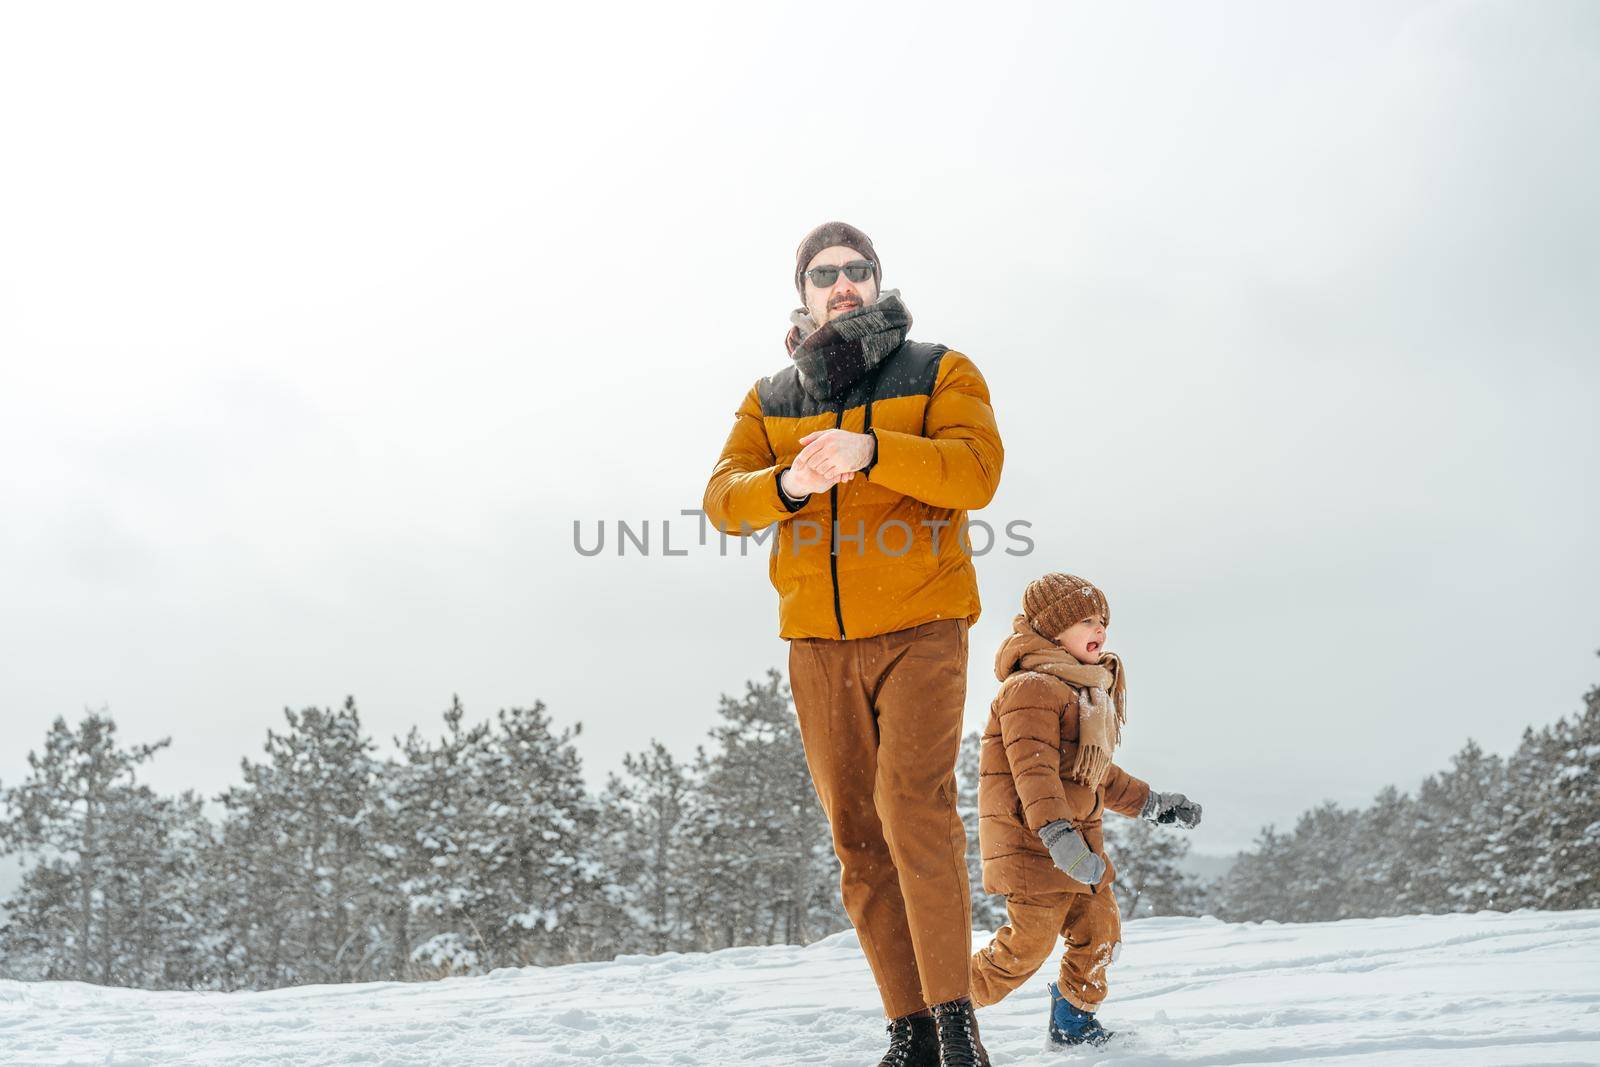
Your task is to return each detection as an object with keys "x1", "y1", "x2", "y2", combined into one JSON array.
[
  {"x1": 600, "y1": 741, "x2": 695, "y2": 955},
  {"x1": 0, "y1": 712, "x2": 171, "y2": 983},
  {"x1": 1104, "y1": 816, "x2": 1203, "y2": 919},
  {"x1": 1493, "y1": 725, "x2": 1557, "y2": 910},
  {"x1": 1543, "y1": 672, "x2": 1600, "y2": 909},
  {"x1": 1442, "y1": 741, "x2": 1508, "y2": 911},
  {"x1": 1275, "y1": 803, "x2": 1343, "y2": 921},
  {"x1": 469, "y1": 701, "x2": 604, "y2": 966},
  {"x1": 1403, "y1": 741, "x2": 1507, "y2": 913},
  {"x1": 1347, "y1": 786, "x2": 1413, "y2": 917},
  {"x1": 383, "y1": 695, "x2": 496, "y2": 978},
  {"x1": 0, "y1": 860, "x2": 76, "y2": 980},
  {"x1": 683, "y1": 670, "x2": 842, "y2": 950},
  {"x1": 1209, "y1": 826, "x2": 1296, "y2": 922},
  {"x1": 215, "y1": 698, "x2": 382, "y2": 987},
  {"x1": 99, "y1": 787, "x2": 213, "y2": 988}
]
